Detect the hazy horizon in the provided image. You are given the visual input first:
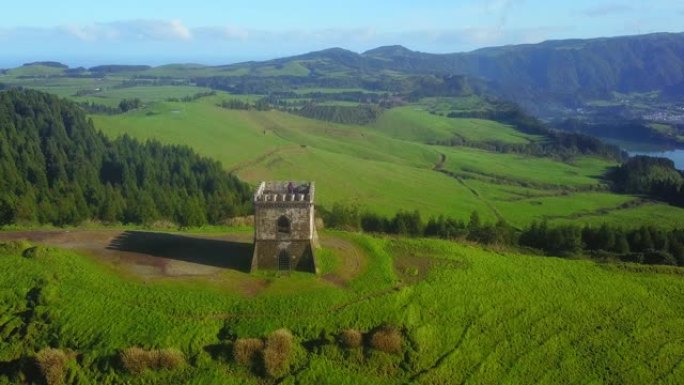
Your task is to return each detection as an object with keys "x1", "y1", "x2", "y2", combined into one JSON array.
[
  {"x1": 3, "y1": 31, "x2": 683, "y2": 69},
  {"x1": 2, "y1": 0, "x2": 682, "y2": 68}
]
